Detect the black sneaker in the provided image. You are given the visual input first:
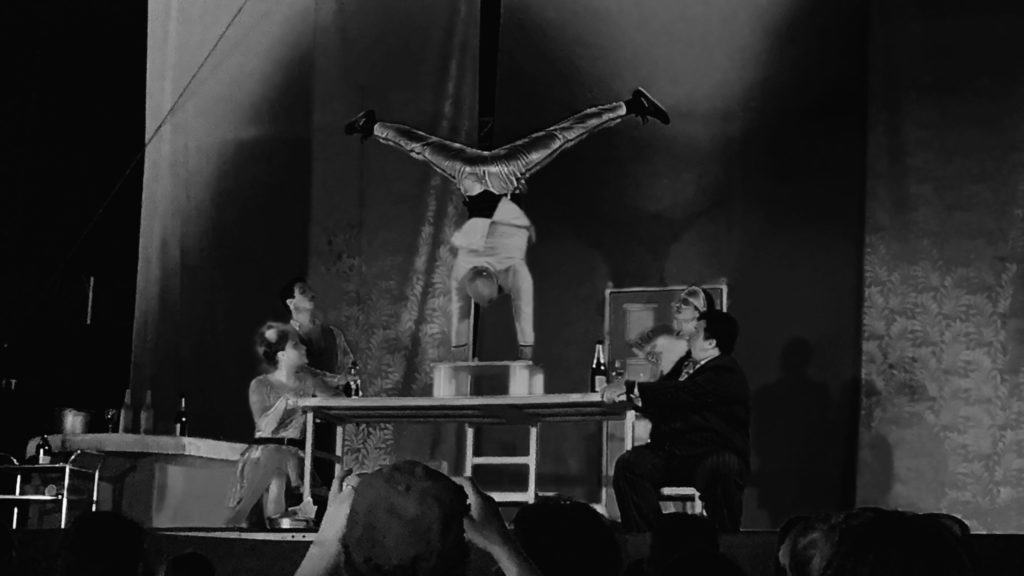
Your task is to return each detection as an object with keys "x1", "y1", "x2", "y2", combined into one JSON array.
[
  {"x1": 630, "y1": 88, "x2": 670, "y2": 125},
  {"x1": 344, "y1": 109, "x2": 377, "y2": 137}
]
